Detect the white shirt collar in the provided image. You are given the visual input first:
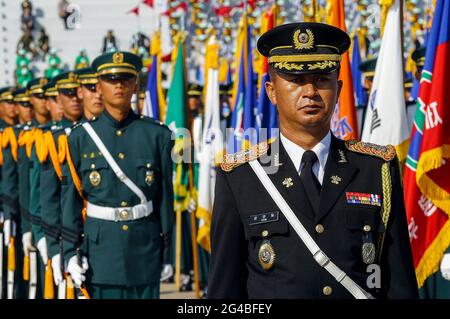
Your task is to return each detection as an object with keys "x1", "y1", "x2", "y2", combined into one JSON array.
[{"x1": 280, "y1": 131, "x2": 331, "y2": 184}]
